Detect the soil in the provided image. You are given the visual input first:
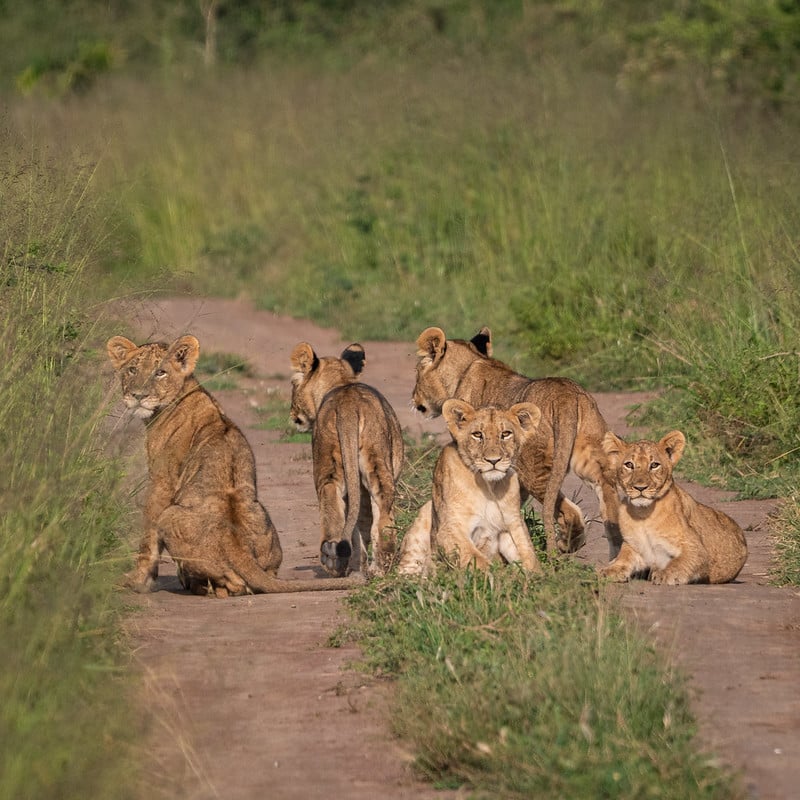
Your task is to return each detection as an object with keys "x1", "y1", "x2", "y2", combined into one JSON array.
[{"x1": 114, "y1": 296, "x2": 800, "y2": 800}]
